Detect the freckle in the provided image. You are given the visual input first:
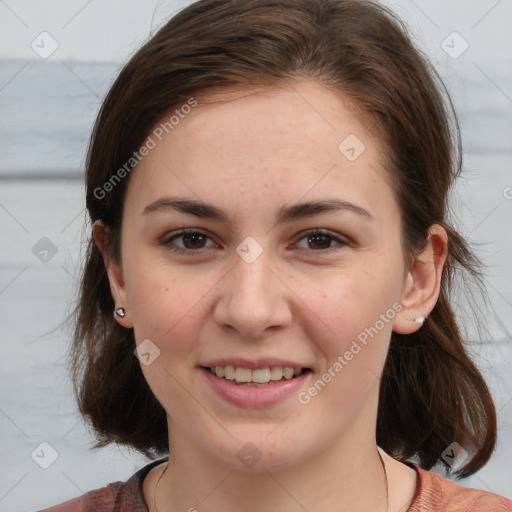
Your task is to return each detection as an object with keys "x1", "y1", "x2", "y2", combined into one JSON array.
[{"x1": 165, "y1": 288, "x2": 169, "y2": 292}]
